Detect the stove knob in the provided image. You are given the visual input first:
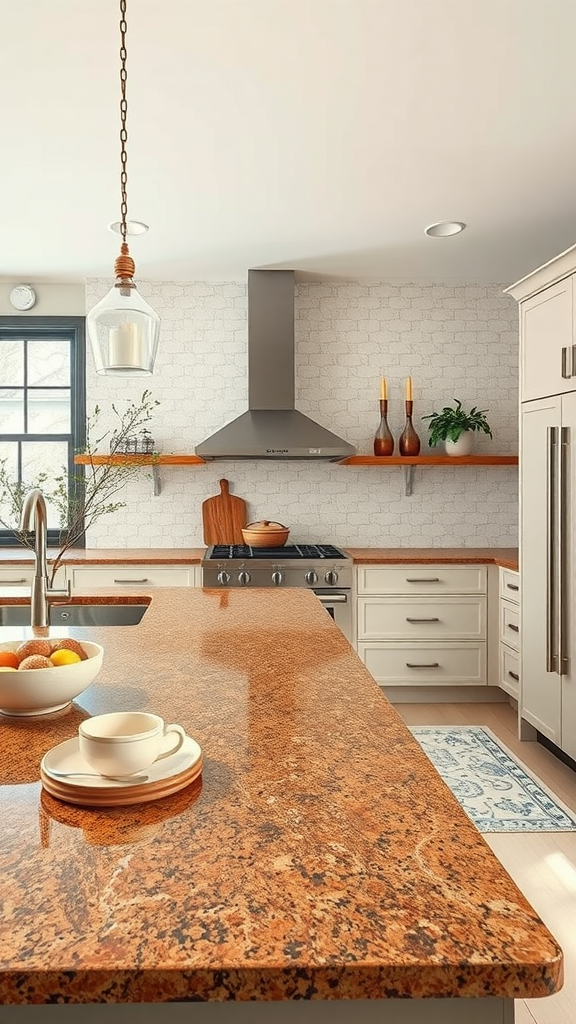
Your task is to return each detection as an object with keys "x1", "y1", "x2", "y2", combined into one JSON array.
[
  {"x1": 324, "y1": 569, "x2": 339, "y2": 586},
  {"x1": 271, "y1": 570, "x2": 283, "y2": 586},
  {"x1": 238, "y1": 570, "x2": 251, "y2": 586},
  {"x1": 305, "y1": 570, "x2": 318, "y2": 585},
  {"x1": 217, "y1": 569, "x2": 231, "y2": 586}
]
